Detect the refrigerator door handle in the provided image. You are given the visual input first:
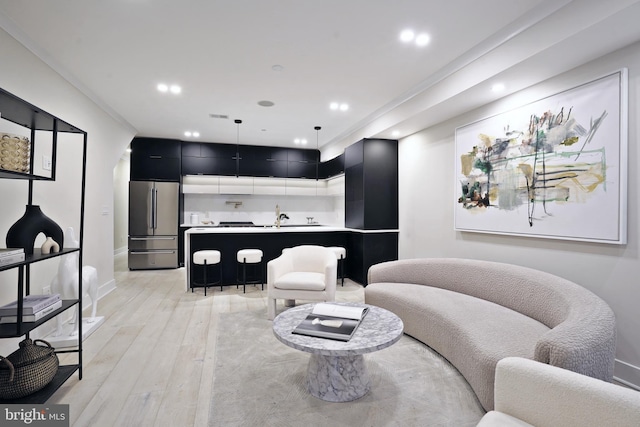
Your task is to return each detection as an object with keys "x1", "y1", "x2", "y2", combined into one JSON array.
[
  {"x1": 148, "y1": 187, "x2": 154, "y2": 229},
  {"x1": 130, "y1": 237, "x2": 177, "y2": 241},
  {"x1": 130, "y1": 250, "x2": 176, "y2": 255},
  {"x1": 152, "y1": 187, "x2": 158, "y2": 229}
]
